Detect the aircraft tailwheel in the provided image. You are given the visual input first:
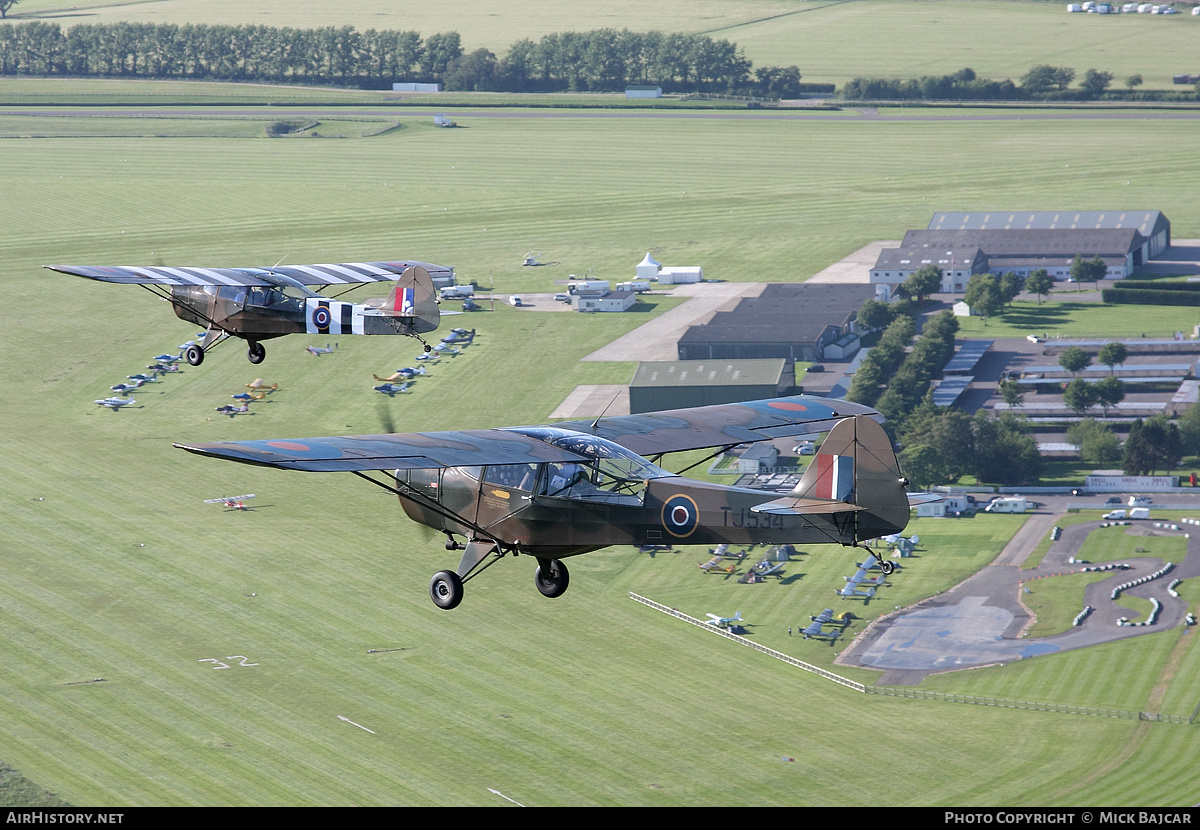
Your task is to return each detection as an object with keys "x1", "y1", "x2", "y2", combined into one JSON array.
[
  {"x1": 534, "y1": 558, "x2": 570, "y2": 599},
  {"x1": 880, "y1": 560, "x2": 895, "y2": 576},
  {"x1": 185, "y1": 344, "x2": 204, "y2": 366},
  {"x1": 429, "y1": 570, "x2": 464, "y2": 610},
  {"x1": 247, "y1": 342, "x2": 266, "y2": 364}
]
